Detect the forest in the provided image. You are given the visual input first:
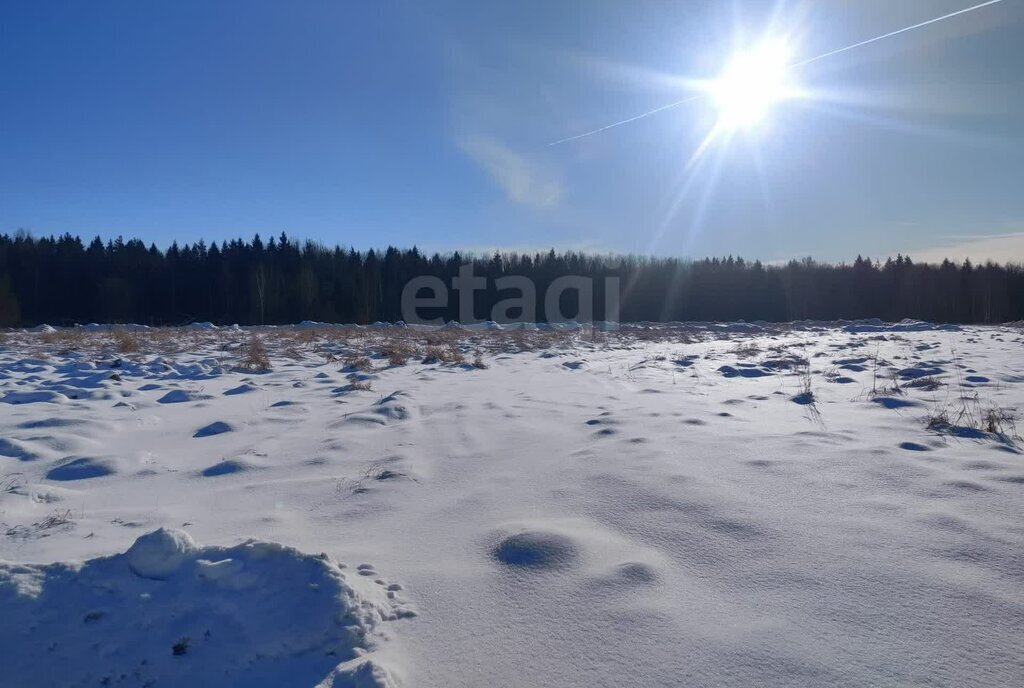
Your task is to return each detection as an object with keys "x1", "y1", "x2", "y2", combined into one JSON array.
[{"x1": 0, "y1": 232, "x2": 1022, "y2": 326}]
